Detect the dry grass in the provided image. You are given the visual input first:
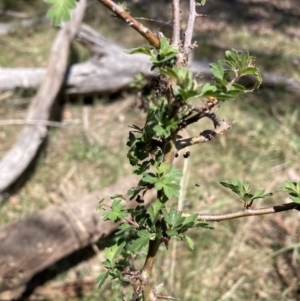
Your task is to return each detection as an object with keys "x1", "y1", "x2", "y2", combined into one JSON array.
[{"x1": 0, "y1": 0, "x2": 300, "y2": 300}]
